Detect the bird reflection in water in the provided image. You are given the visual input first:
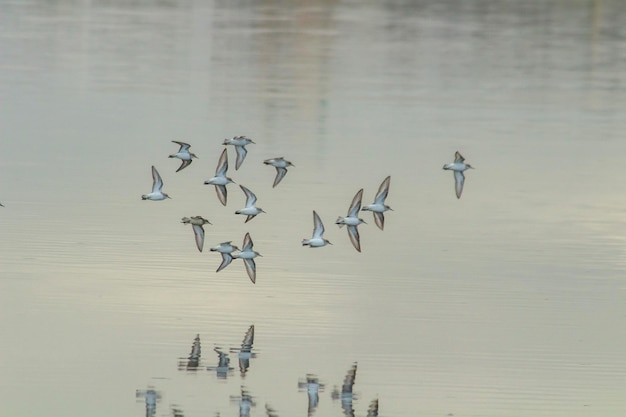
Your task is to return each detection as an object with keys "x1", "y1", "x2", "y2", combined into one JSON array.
[
  {"x1": 207, "y1": 346, "x2": 234, "y2": 379},
  {"x1": 229, "y1": 324, "x2": 256, "y2": 377},
  {"x1": 366, "y1": 398, "x2": 378, "y2": 417},
  {"x1": 265, "y1": 403, "x2": 279, "y2": 417},
  {"x1": 171, "y1": 405, "x2": 185, "y2": 417},
  {"x1": 298, "y1": 373, "x2": 325, "y2": 416},
  {"x1": 230, "y1": 386, "x2": 256, "y2": 417},
  {"x1": 331, "y1": 362, "x2": 358, "y2": 416},
  {"x1": 178, "y1": 334, "x2": 202, "y2": 371},
  {"x1": 135, "y1": 386, "x2": 161, "y2": 417}
]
